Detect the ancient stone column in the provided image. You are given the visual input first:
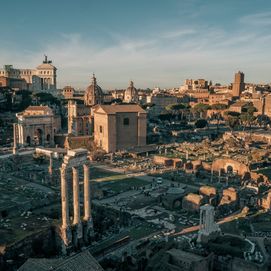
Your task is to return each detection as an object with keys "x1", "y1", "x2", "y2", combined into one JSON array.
[
  {"x1": 48, "y1": 153, "x2": 53, "y2": 183},
  {"x1": 72, "y1": 167, "x2": 83, "y2": 246},
  {"x1": 83, "y1": 164, "x2": 91, "y2": 221},
  {"x1": 72, "y1": 167, "x2": 80, "y2": 225},
  {"x1": 61, "y1": 167, "x2": 69, "y2": 229},
  {"x1": 60, "y1": 166, "x2": 72, "y2": 248},
  {"x1": 13, "y1": 123, "x2": 18, "y2": 155},
  {"x1": 83, "y1": 163, "x2": 93, "y2": 242}
]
